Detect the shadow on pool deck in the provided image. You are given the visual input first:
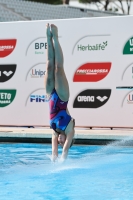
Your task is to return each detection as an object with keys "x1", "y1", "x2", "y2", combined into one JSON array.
[{"x1": 0, "y1": 126, "x2": 133, "y2": 145}]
